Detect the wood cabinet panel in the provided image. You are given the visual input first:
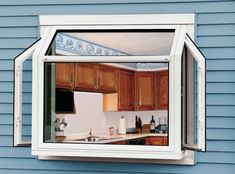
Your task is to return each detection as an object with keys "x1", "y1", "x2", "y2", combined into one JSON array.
[
  {"x1": 58, "y1": 63, "x2": 168, "y2": 112},
  {"x1": 151, "y1": 137, "x2": 164, "y2": 145},
  {"x1": 145, "y1": 136, "x2": 168, "y2": 146},
  {"x1": 135, "y1": 72, "x2": 155, "y2": 110},
  {"x1": 111, "y1": 141, "x2": 126, "y2": 145},
  {"x1": 98, "y1": 65, "x2": 118, "y2": 93},
  {"x1": 118, "y1": 69, "x2": 135, "y2": 111},
  {"x1": 156, "y1": 70, "x2": 169, "y2": 110},
  {"x1": 163, "y1": 136, "x2": 168, "y2": 145},
  {"x1": 74, "y1": 63, "x2": 97, "y2": 91},
  {"x1": 56, "y1": 63, "x2": 74, "y2": 89}
]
